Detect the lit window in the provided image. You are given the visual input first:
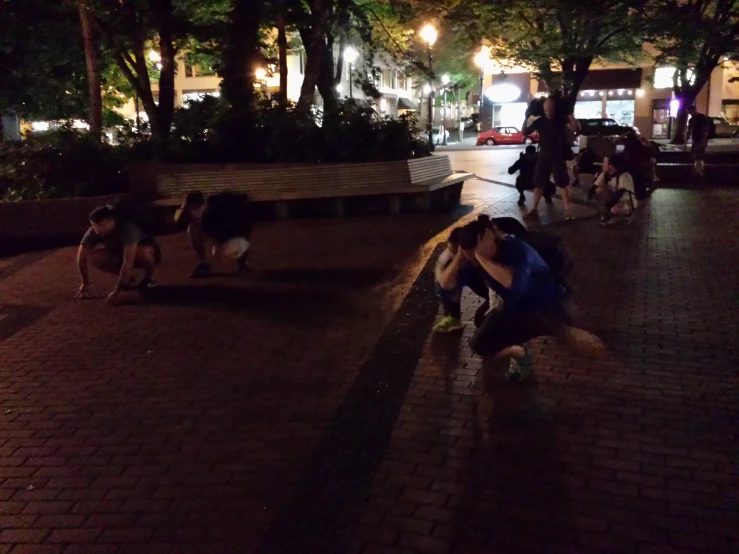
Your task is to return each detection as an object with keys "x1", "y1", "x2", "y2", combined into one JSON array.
[{"x1": 654, "y1": 67, "x2": 695, "y2": 89}]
